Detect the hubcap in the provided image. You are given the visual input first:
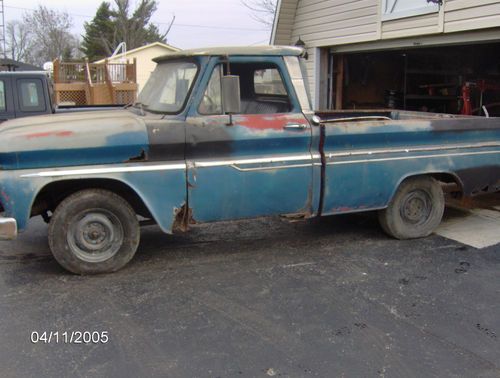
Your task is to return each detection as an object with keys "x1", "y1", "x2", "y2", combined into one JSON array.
[
  {"x1": 68, "y1": 210, "x2": 124, "y2": 263},
  {"x1": 400, "y1": 190, "x2": 432, "y2": 225}
]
